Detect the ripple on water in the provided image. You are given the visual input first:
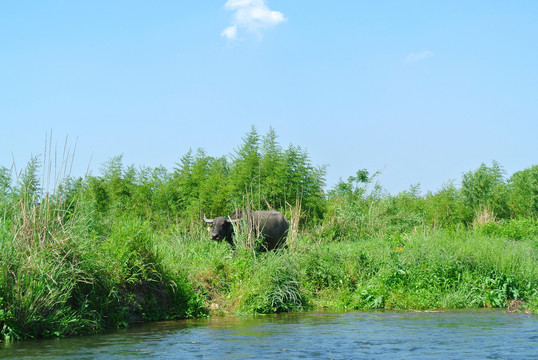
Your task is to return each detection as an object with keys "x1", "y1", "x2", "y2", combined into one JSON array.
[{"x1": 1, "y1": 310, "x2": 537, "y2": 360}]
